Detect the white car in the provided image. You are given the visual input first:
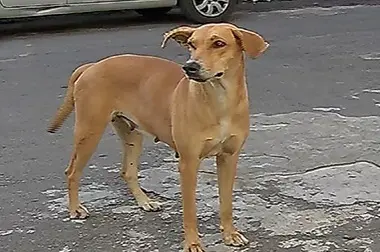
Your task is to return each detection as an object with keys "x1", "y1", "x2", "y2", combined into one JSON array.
[{"x1": 0, "y1": 0, "x2": 239, "y2": 23}]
